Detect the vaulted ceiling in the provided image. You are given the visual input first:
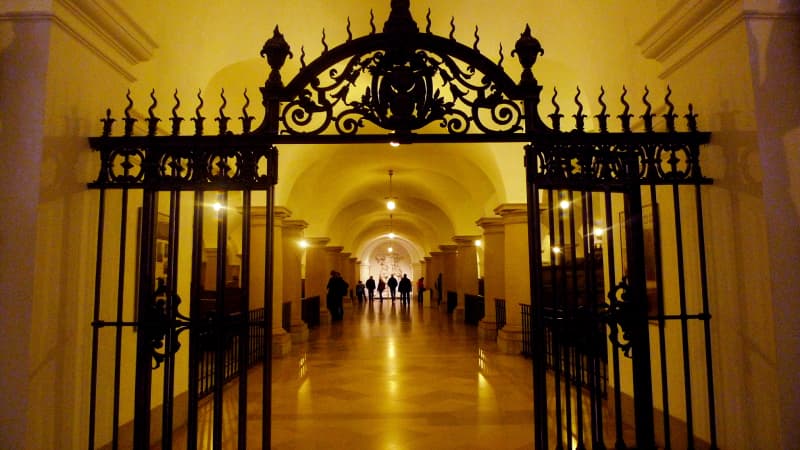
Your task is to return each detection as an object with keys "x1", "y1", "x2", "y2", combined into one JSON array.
[{"x1": 116, "y1": 0, "x2": 667, "y2": 261}]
